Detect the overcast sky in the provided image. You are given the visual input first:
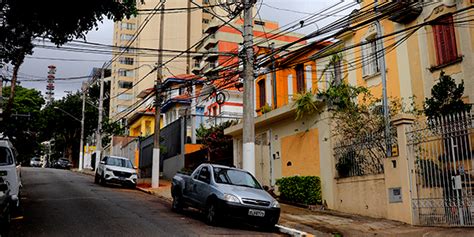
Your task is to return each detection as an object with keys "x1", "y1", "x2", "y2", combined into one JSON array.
[{"x1": 12, "y1": 0, "x2": 355, "y2": 99}]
